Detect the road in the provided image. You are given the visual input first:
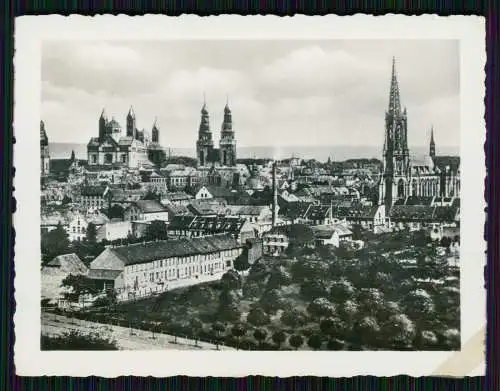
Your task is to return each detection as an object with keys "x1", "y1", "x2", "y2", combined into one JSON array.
[{"x1": 41, "y1": 312, "x2": 234, "y2": 351}]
